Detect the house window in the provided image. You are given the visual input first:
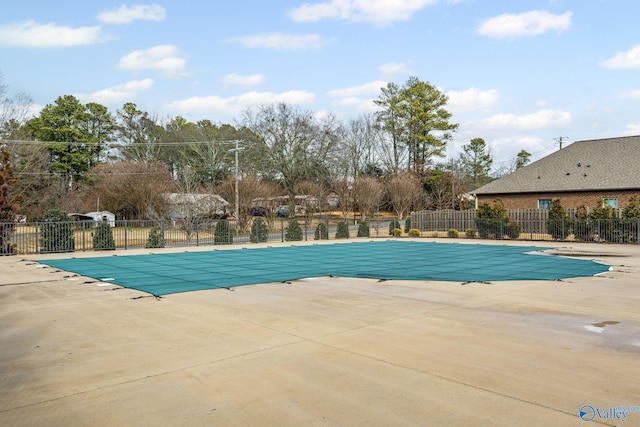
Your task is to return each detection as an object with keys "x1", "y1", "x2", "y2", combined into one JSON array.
[
  {"x1": 604, "y1": 198, "x2": 618, "y2": 209},
  {"x1": 538, "y1": 199, "x2": 552, "y2": 210}
]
